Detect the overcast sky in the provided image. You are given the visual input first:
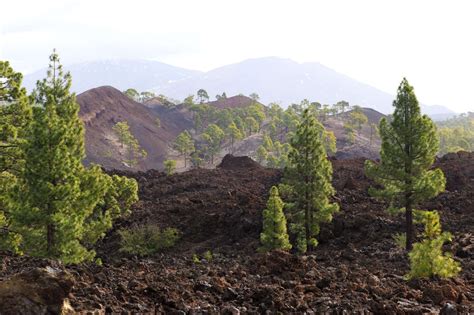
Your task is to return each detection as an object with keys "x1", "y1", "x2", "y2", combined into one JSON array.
[{"x1": 1, "y1": 0, "x2": 473, "y2": 112}]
